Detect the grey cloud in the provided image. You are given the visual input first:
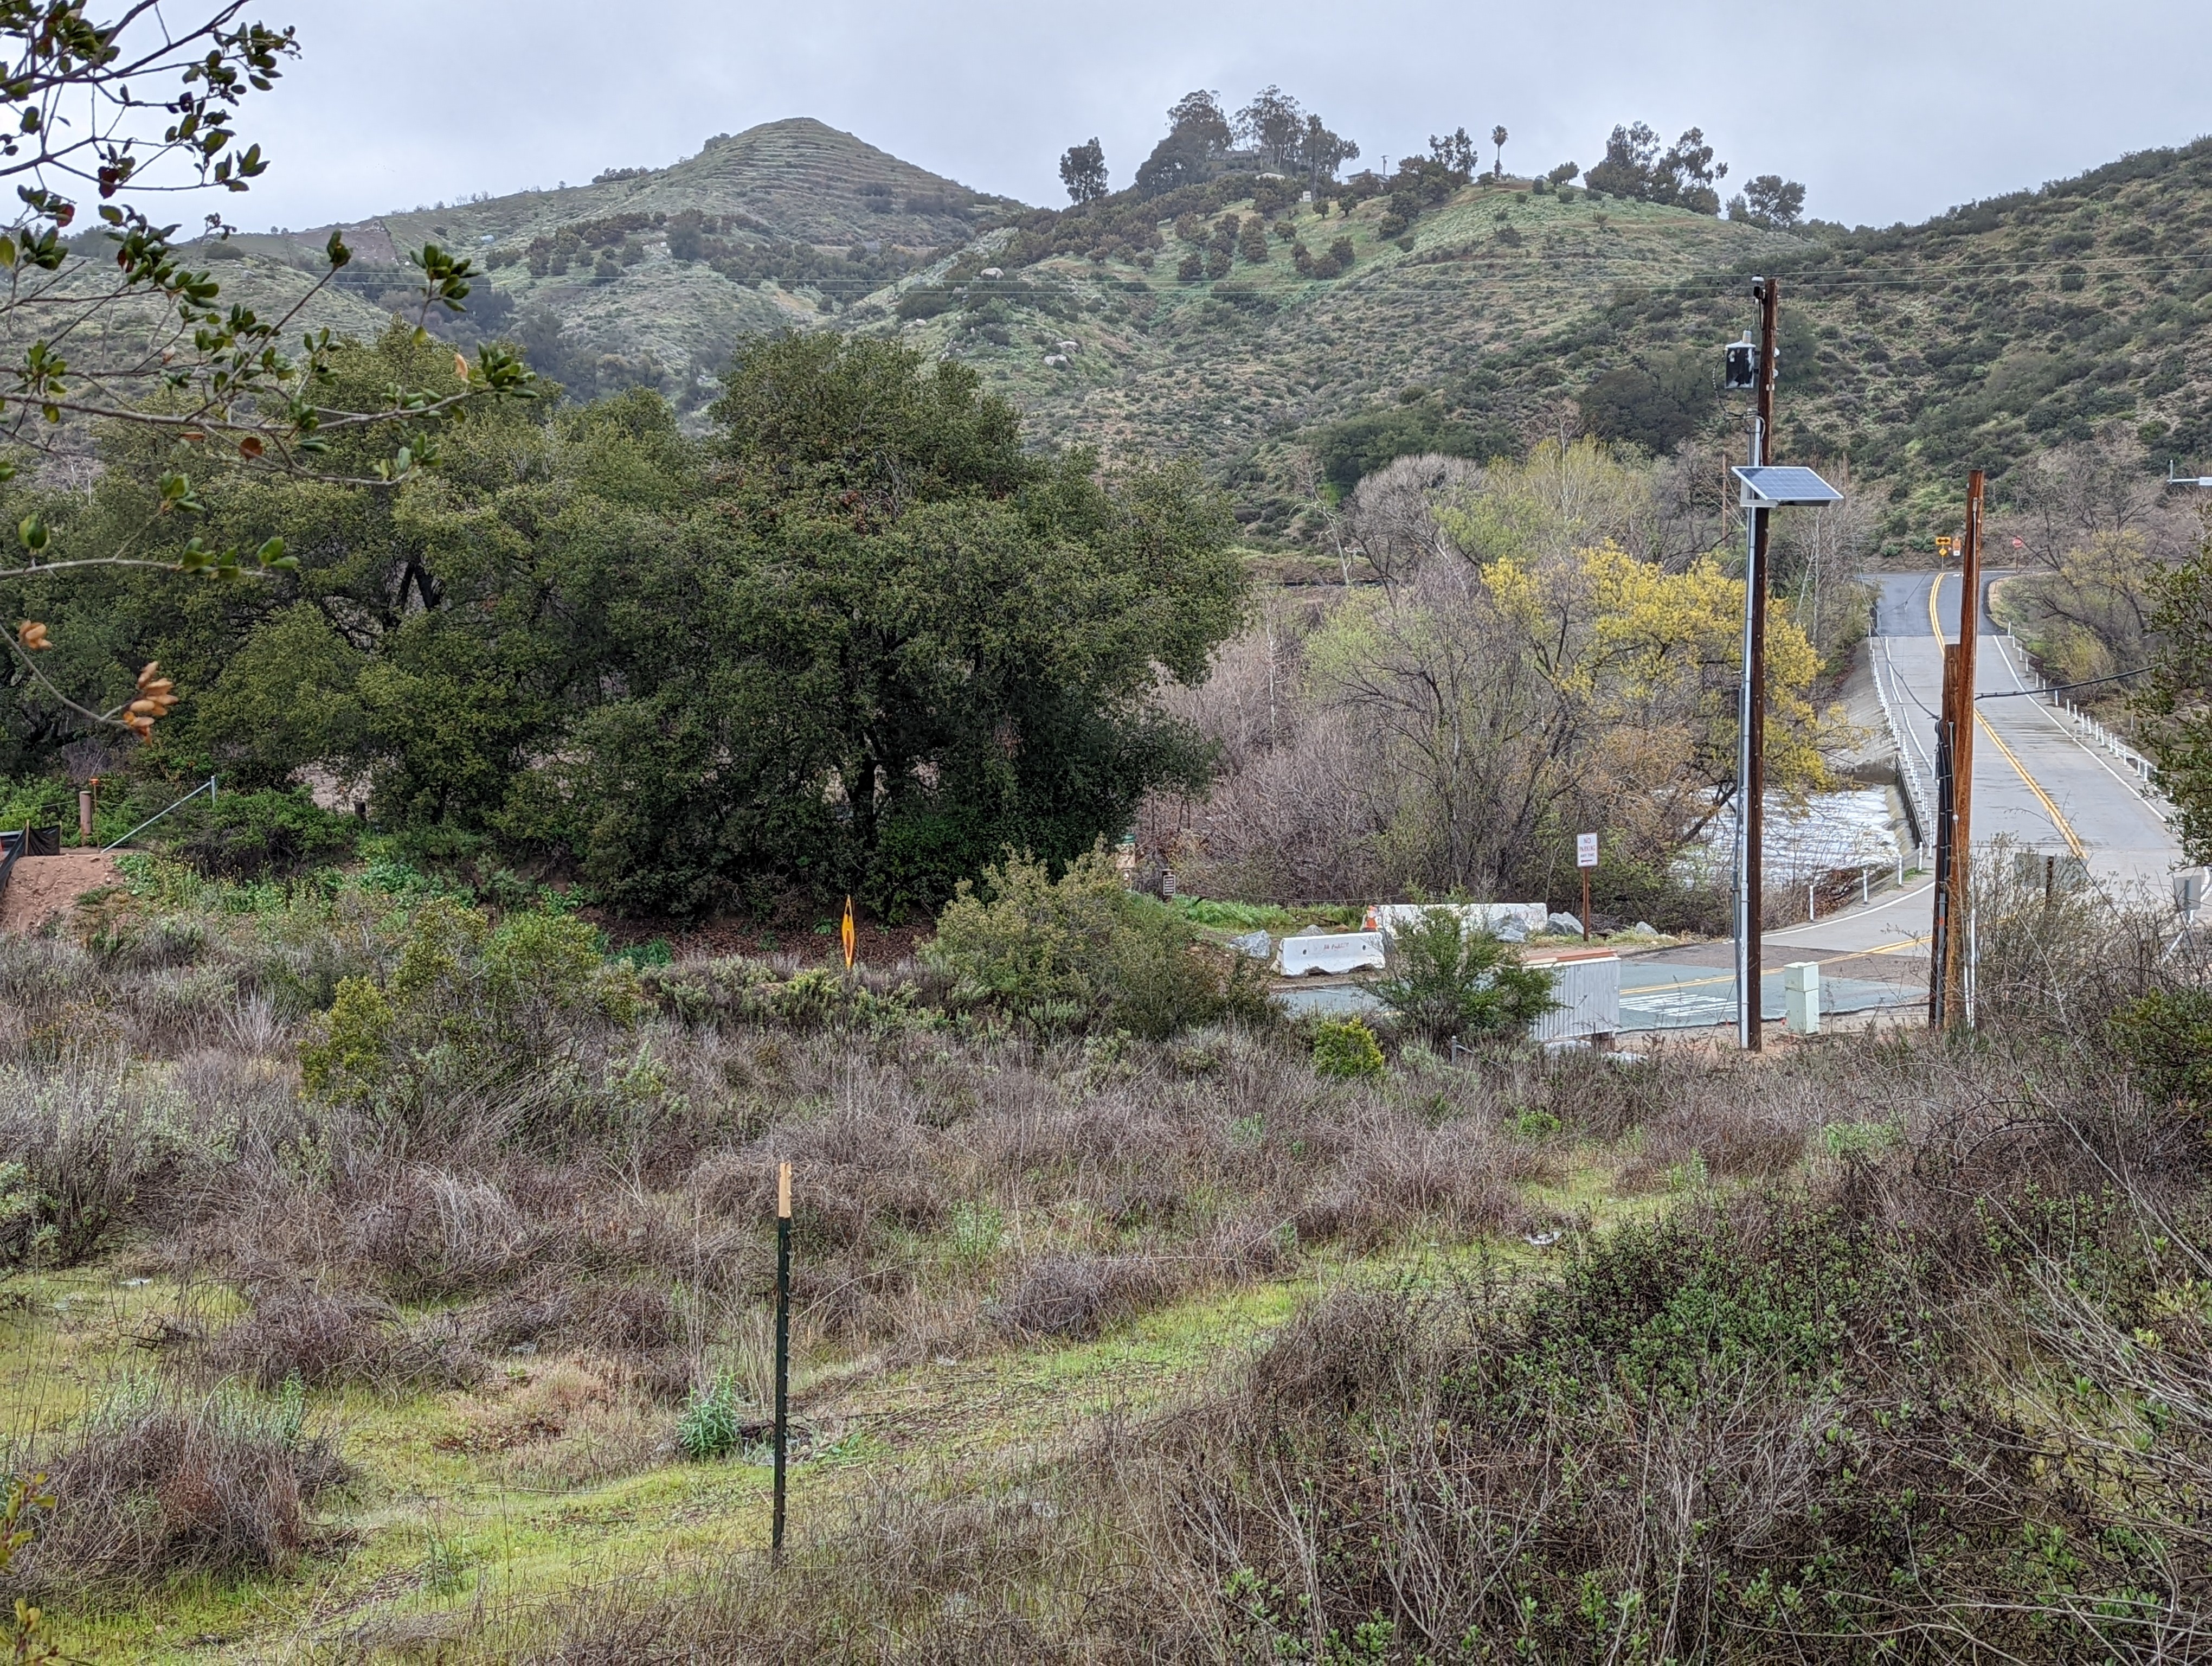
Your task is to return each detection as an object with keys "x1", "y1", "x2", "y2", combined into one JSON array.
[{"x1": 248, "y1": 0, "x2": 2209, "y2": 232}]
